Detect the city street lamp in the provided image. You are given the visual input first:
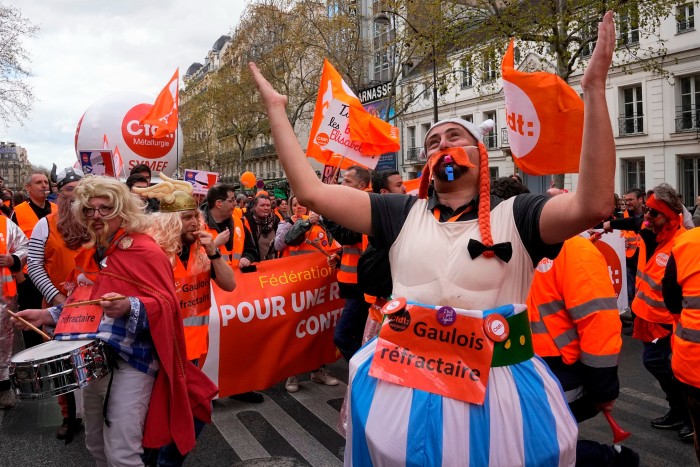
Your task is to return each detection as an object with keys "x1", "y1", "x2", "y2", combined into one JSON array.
[{"x1": 374, "y1": 11, "x2": 439, "y2": 124}]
